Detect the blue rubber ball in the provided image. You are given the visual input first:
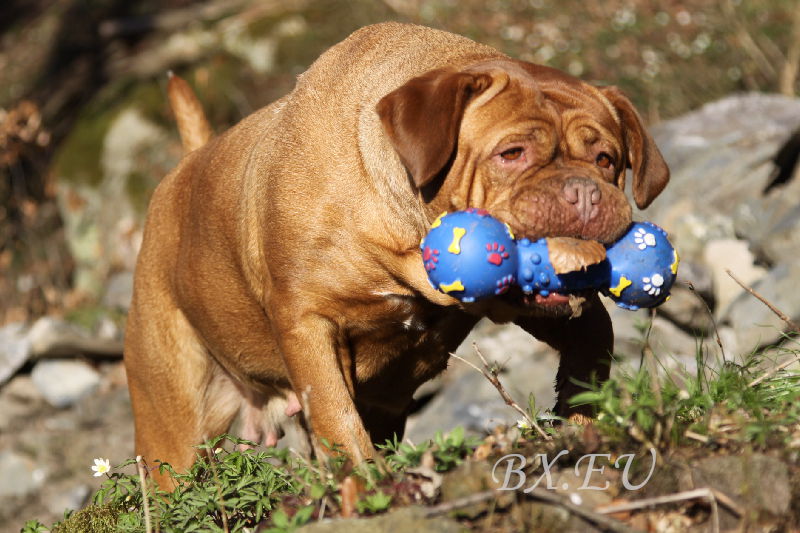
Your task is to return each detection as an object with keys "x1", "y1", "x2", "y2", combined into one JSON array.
[
  {"x1": 420, "y1": 209, "x2": 518, "y2": 302},
  {"x1": 604, "y1": 222, "x2": 679, "y2": 310}
]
